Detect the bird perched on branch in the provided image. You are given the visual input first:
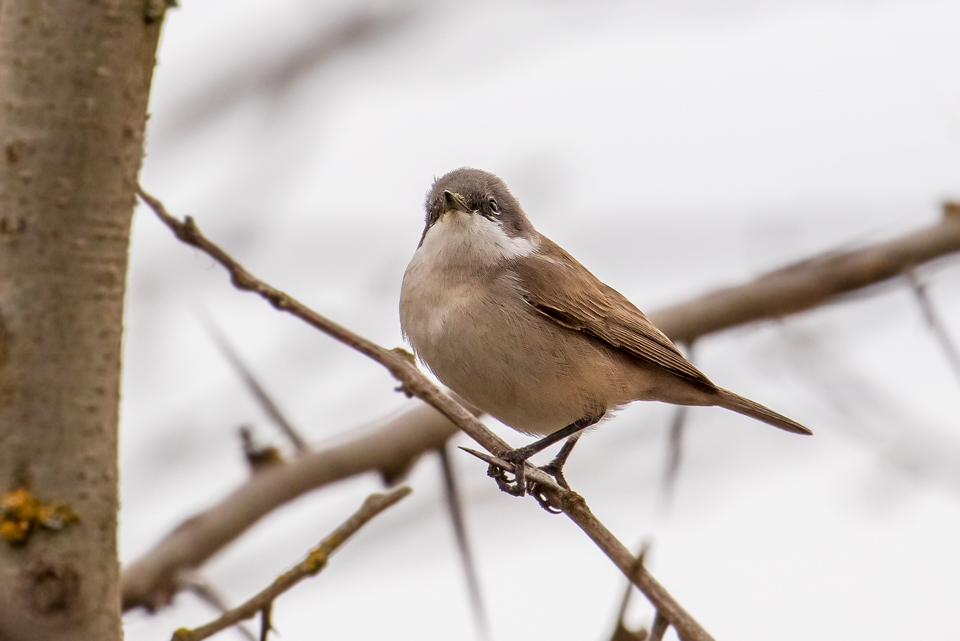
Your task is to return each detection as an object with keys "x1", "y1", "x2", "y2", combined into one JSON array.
[{"x1": 400, "y1": 168, "x2": 810, "y2": 502}]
